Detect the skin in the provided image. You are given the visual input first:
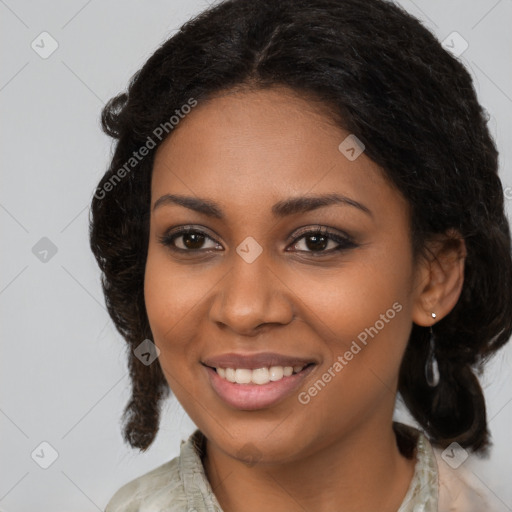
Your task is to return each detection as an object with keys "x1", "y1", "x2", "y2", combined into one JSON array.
[{"x1": 144, "y1": 86, "x2": 467, "y2": 512}]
